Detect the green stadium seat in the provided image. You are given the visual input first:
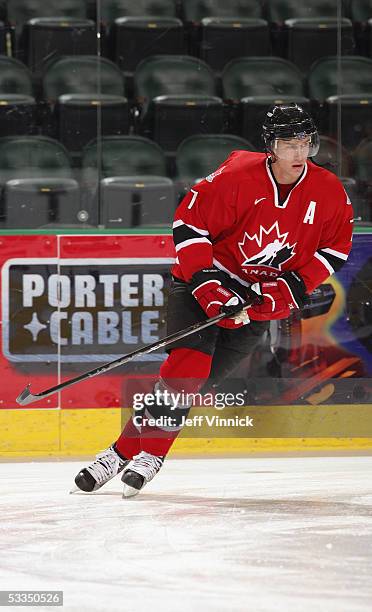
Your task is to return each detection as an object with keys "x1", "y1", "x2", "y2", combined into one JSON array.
[
  {"x1": 325, "y1": 94, "x2": 372, "y2": 150},
  {"x1": 140, "y1": 94, "x2": 225, "y2": 154},
  {"x1": 100, "y1": 176, "x2": 175, "y2": 228},
  {"x1": 7, "y1": 0, "x2": 87, "y2": 36},
  {"x1": 312, "y1": 135, "x2": 354, "y2": 177},
  {"x1": 0, "y1": 56, "x2": 33, "y2": 95},
  {"x1": 199, "y1": 18, "x2": 270, "y2": 71},
  {"x1": 134, "y1": 54, "x2": 216, "y2": 100},
  {"x1": 265, "y1": 0, "x2": 347, "y2": 22},
  {"x1": 339, "y1": 176, "x2": 370, "y2": 222},
  {"x1": 134, "y1": 55, "x2": 223, "y2": 153},
  {"x1": 350, "y1": 1, "x2": 372, "y2": 54},
  {"x1": 181, "y1": 0, "x2": 263, "y2": 22},
  {"x1": 176, "y1": 134, "x2": 255, "y2": 185},
  {"x1": 55, "y1": 94, "x2": 130, "y2": 153},
  {"x1": 265, "y1": 0, "x2": 348, "y2": 55},
  {"x1": 353, "y1": 138, "x2": 372, "y2": 183},
  {"x1": 4, "y1": 177, "x2": 82, "y2": 228},
  {"x1": 82, "y1": 135, "x2": 167, "y2": 186},
  {"x1": 81, "y1": 135, "x2": 168, "y2": 225},
  {"x1": 285, "y1": 18, "x2": 354, "y2": 73},
  {"x1": 222, "y1": 57, "x2": 304, "y2": 101},
  {"x1": 111, "y1": 16, "x2": 185, "y2": 93},
  {"x1": 350, "y1": 0, "x2": 372, "y2": 22},
  {"x1": 43, "y1": 56, "x2": 128, "y2": 155},
  {"x1": 0, "y1": 136, "x2": 73, "y2": 184},
  {"x1": 0, "y1": 135, "x2": 80, "y2": 227},
  {"x1": 43, "y1": 55, "x2": 125, "y2": 100},
  {"x1": 21, "y1": 18, "x2": 97, "y2": 73},
  {"x1": 308, "y1": 56, "x2": 372, "y2": 100},
  {"x1": 98, "y1": 0, "x2": 177, "y2": 22},
  {"x1": 362, "y1": 18, "x2": 372, "y2": 57}
]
